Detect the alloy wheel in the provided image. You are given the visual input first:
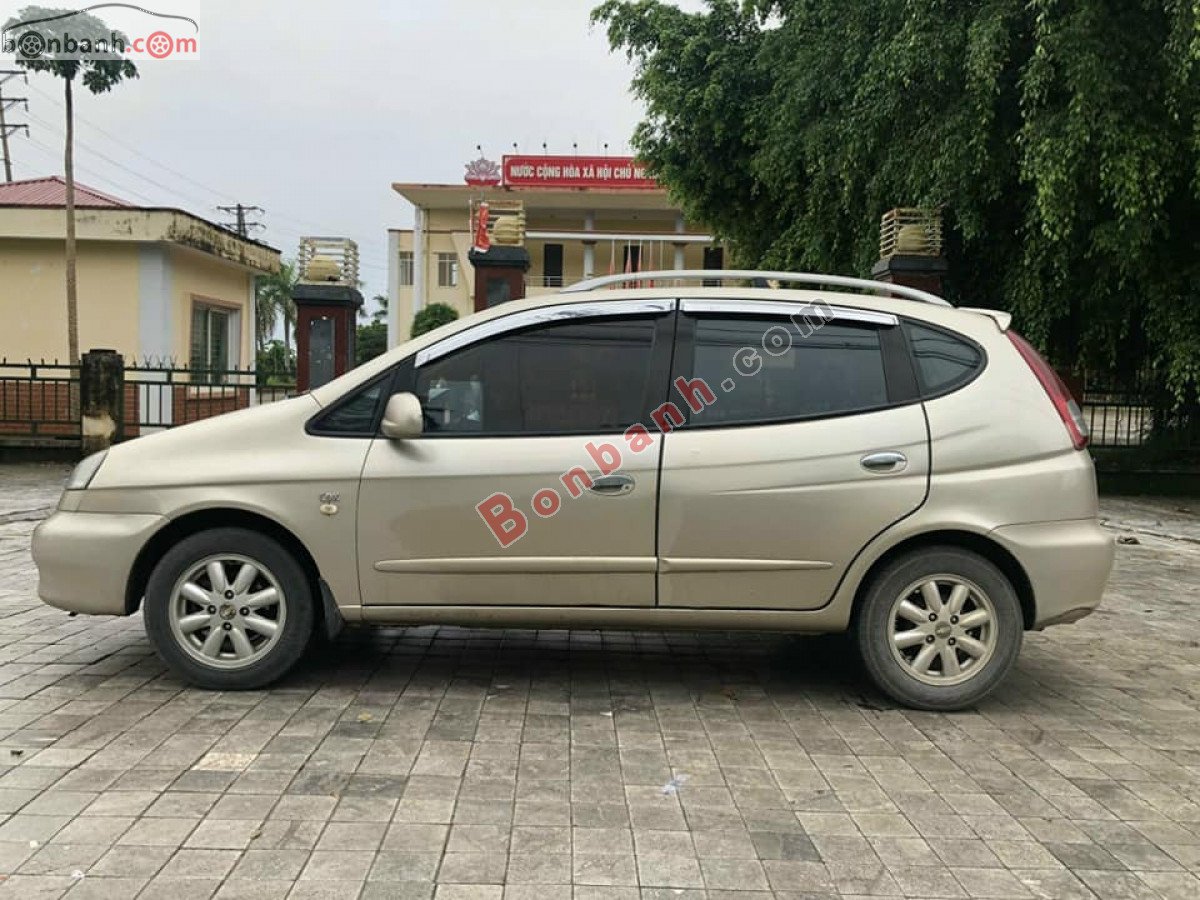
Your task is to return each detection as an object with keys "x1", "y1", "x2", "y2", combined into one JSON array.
[
  {"x1": 888, "y1": 574, "x2": 997, "y2": 686},
  {"x1": 168, "y1": 554, "x2": 287, "y2": 670}
]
